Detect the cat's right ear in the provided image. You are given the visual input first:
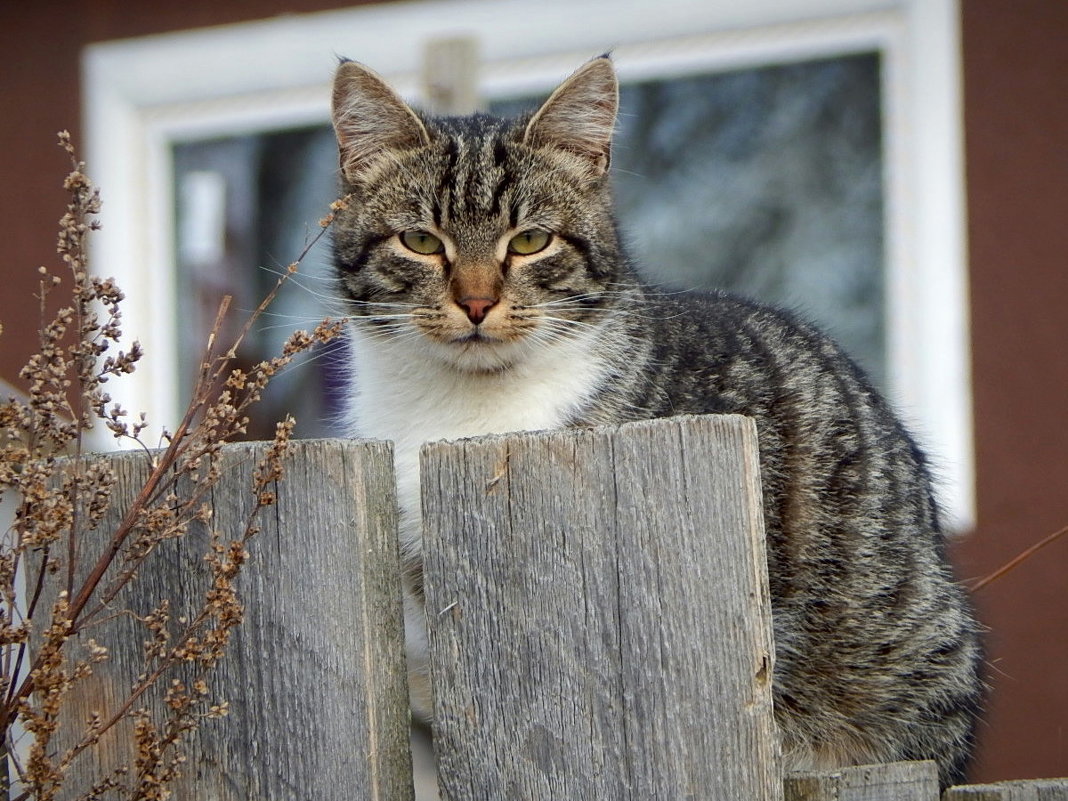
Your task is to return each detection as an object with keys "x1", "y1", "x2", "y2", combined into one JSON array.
[
  {"x1": 332, "y1": 59, "x2": 430, "y2": 184},
  {"x1": 524, "y1": 56, "x2": 619, "y2": 180}
]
